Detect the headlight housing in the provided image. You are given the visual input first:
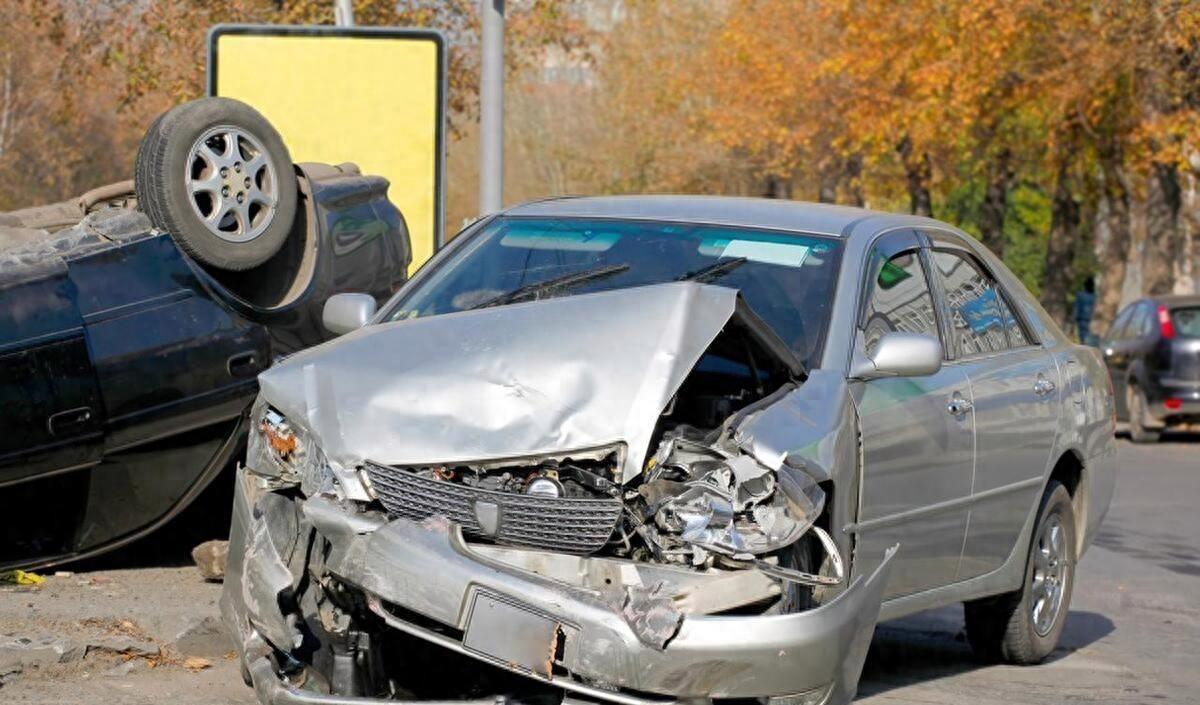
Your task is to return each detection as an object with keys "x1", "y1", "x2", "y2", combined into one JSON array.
[{"x1": 250, "y1": 399, "x2": 330, "y2": 494}]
